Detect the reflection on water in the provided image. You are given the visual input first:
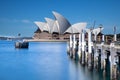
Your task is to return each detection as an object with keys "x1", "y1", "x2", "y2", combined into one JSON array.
[
  {"x1": 0, "y1": 41, "x2": 111, "y2": 80},
  {"x1": 68, "y1": 58, "x2": 102, "y2": 80}
]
